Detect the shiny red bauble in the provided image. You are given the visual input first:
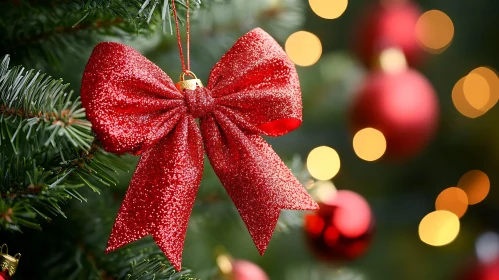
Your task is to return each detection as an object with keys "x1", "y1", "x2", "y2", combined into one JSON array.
[
  {"x1": 231, "y1": 260, "x2": 269, "y2": 280},
  {"x1": 304, "y1": 190, "x2": 374, "y2": 262},
  {"x1": 349, "y1": 69, "x2": 439, "y2": 159},
  {"x1": 353, "y1": 1, "x2": 423, "y2": 67},
  {"x1": 0, "y1": 270, "x2": 10, "y2": 280},
  {"x1": 459, "y1": 259, "x2": 499, "y2": 280}
]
